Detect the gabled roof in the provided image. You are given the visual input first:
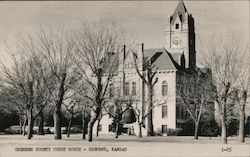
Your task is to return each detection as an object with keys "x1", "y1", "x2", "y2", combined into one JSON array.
[
  {"x1": 171, "y1": 53, "x2": 182, "y2": 65},
  {"x1": 171, "y1": 0, "x2": 188, "y2": 24},
  {"x1": 143, "y1": 48, "x2": 181, "y2": 71}
]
